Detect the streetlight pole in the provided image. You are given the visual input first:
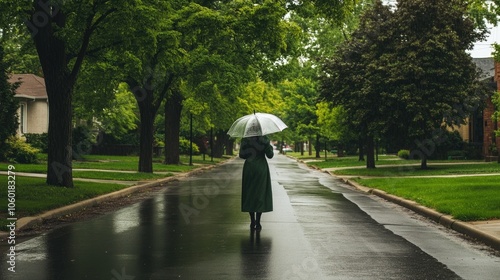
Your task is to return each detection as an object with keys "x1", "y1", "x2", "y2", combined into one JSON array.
[{"x1": 189, "y1": 113, "x2": 193, "y2": 166}]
